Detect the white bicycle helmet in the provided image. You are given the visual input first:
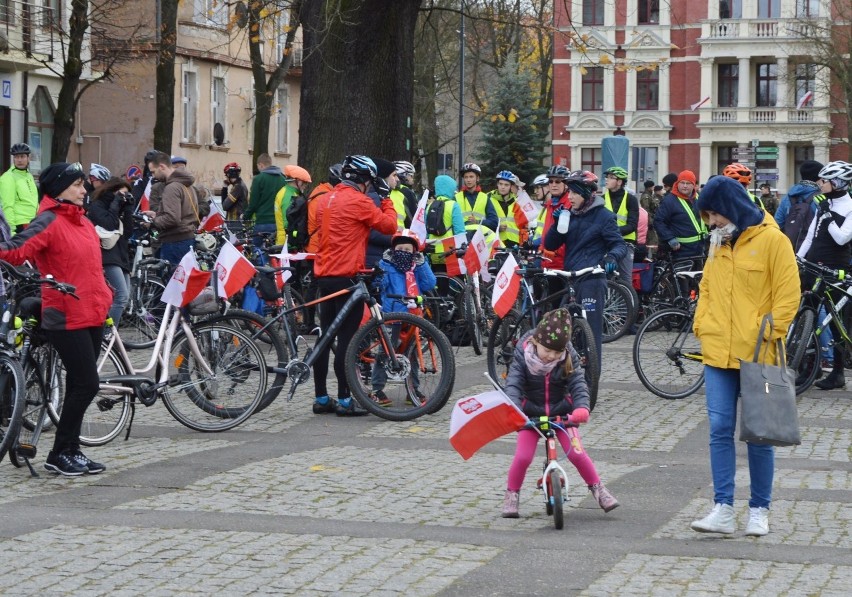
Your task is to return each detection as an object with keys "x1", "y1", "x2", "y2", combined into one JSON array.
[
  {"x1": 531, "y1": 174, "x2": 549, "y2": 188},
  {"x1": 818, "y1": 161, "x2": 852, "y2": 189},
  {"x1": 393, "y1": 160, "x2": 415, "y2": 180},
  {"x1": 89, "y1": 163, "x2": 111, "y2": 182}
]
